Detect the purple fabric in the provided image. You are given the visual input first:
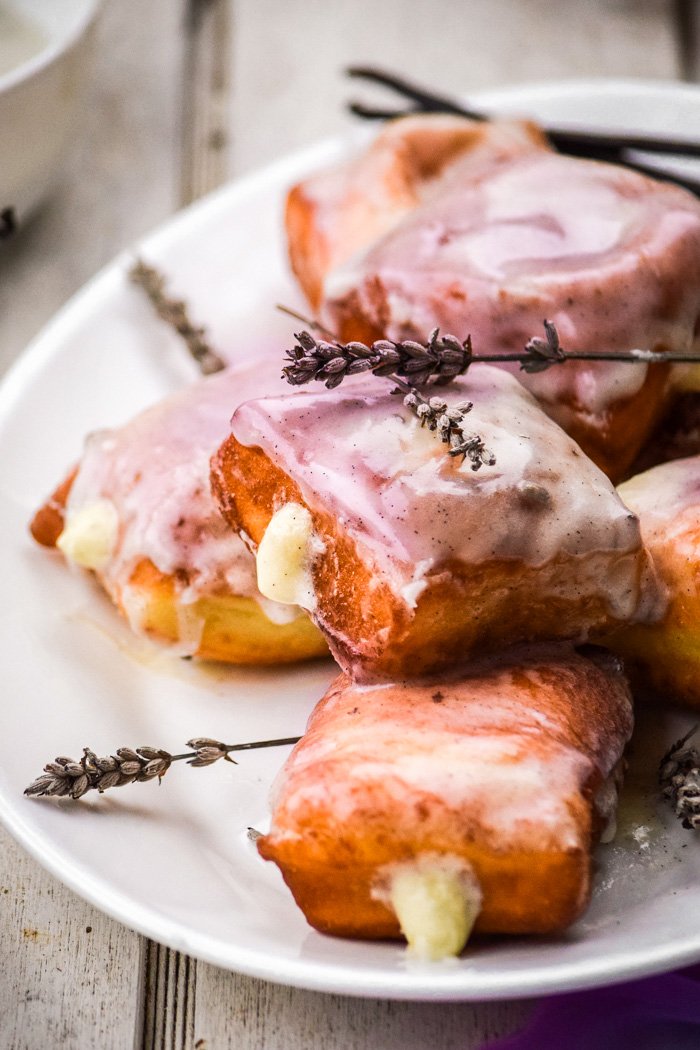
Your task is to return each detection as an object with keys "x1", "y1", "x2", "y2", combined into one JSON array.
[{"x1": 483, "y1": 966, "x2": 700, "y2": 1050}]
